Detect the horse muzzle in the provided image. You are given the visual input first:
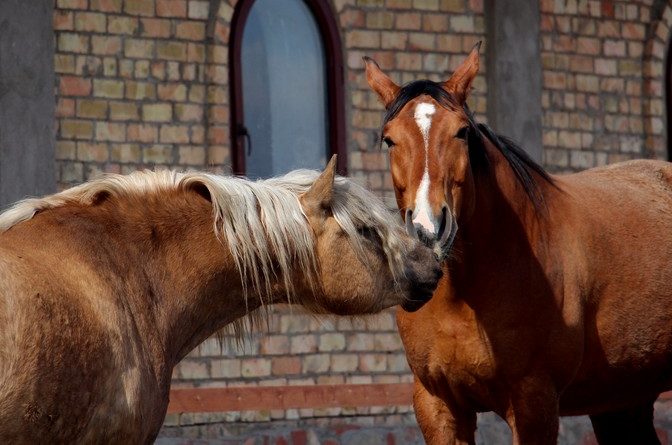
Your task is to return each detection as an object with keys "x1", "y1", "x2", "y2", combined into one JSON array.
[
  {"x1": 405, "y1": 206, "x2": 458, "y2": 260},
  {"x1": 401, "y1": 241, "x2": 443, "y2": 312}
]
